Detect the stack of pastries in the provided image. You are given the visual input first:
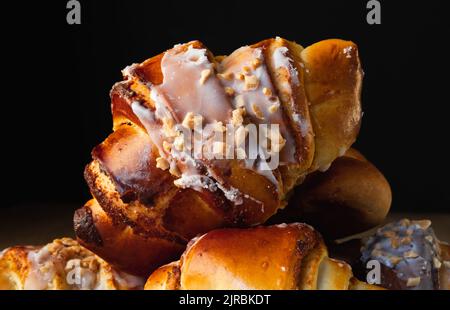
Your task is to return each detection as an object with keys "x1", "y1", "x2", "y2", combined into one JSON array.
[{"x1": 1, "y1": 37, "x2": 448, "y2": 290}]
